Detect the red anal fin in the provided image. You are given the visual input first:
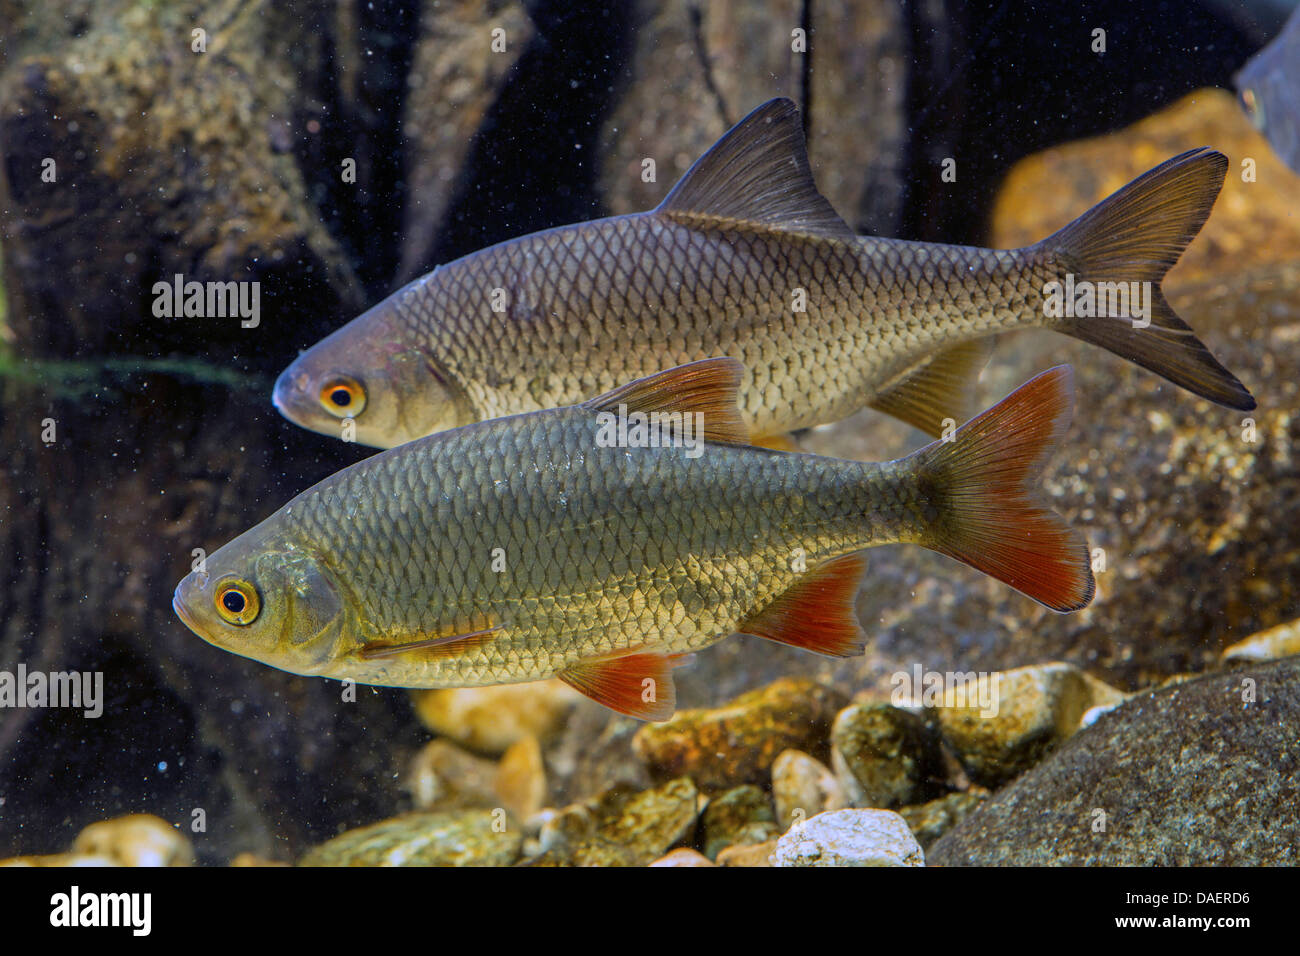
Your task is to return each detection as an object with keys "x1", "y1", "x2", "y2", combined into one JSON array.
[
  {"x1": 739, "y1": 553, "x2": 868, "y2": 658},
  {"x1": 558, "y1": 648, "x2": 694, "y2": 721},
  {"x1": 360, "y1": 624, "x2": 503, "y2": 661}
]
